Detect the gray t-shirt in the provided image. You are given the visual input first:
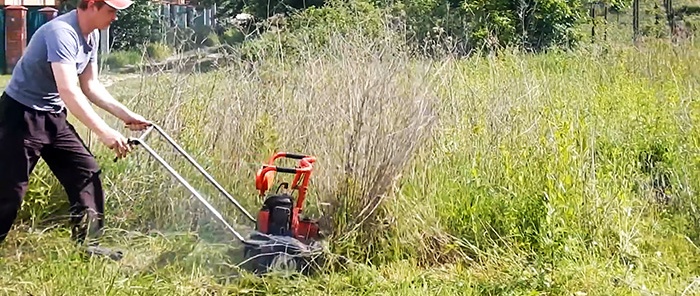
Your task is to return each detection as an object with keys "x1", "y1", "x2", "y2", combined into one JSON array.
[{"x1": 4, "y1": 9, "x2": 99, "y2": 113}]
